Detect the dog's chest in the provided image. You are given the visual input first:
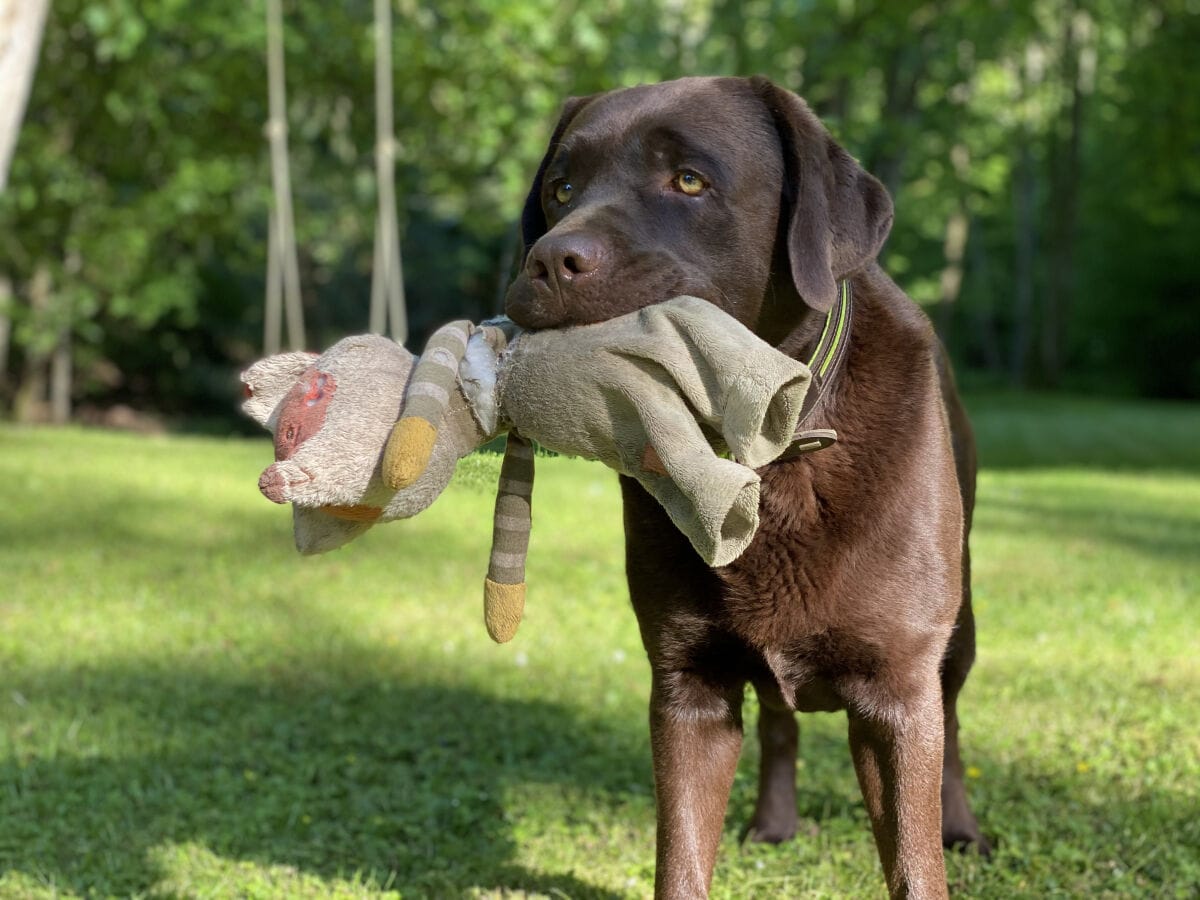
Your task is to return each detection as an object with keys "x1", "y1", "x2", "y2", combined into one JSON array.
[{"x1": 710, "y1": 464, "x2": 911, "y2": 710}]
